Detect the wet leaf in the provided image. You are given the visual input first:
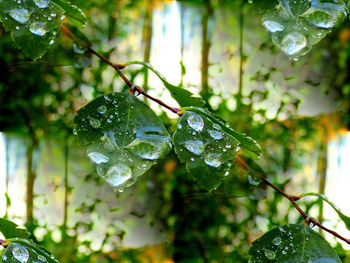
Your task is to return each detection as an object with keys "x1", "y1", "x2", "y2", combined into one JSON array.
[
  {"x1": 74, "y1": 93, "x2": 171, "y2": 191},
  {"x1": 2, "y1": 239, "x2": 59, "y2": 263},
  {"x1": 259, "y1": 0, "x2": 347, "y2": 59},
  {"x1": 249, "y1": 224, "x2": 341, "y2": 263},
  {"x1": 50, "y1": 0, "x2": 87, "y2": 26},
  {"x1": 181, "y1": 107, "x2": 262, "y2": 158},
  {"x1": 173, "y1": 110, "x2": 241, "y2": 191},
  {"x1": 0, "y1": 218, "x2": 30, "y2": 239},
  {"x1": 0, "y1": 0, "x2": 86, "y2": 60},
  {"x1": 125, "y1": 61, "x2": 205, "y2": 107}
]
